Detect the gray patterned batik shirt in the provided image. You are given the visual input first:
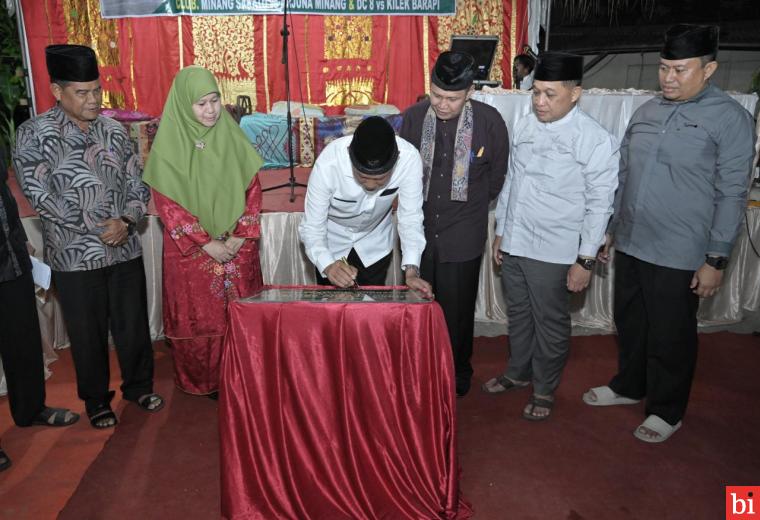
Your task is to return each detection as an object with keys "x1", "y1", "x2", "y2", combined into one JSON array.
[{"x1": 13, "y1": 106, "x2": 150, "y2": 272}]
